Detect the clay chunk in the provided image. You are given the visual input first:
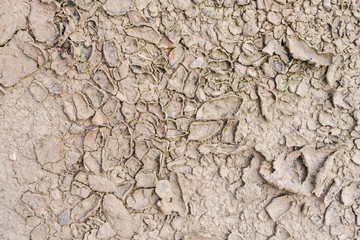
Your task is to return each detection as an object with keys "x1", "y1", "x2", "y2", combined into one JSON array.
[
  {"x1": 0, "y1": 31, "x2": 39, "y2": 87},
  {"x1": 287, "y1": 35, "x2": 333, "y2": 66},
  {"x1": 35, "y1": 135, "x2": 63, "y2": 165},
  {"x1": 102, "y1": 194, "x2": 137, "y2": 238},
  {"x1": 266, "y1": 195, "x2": 294, "y2": 222},
  {"x1": 103, "y1": 0, "x2": 132, "y2": 16},
  {"x1": 196, "y1": 95, "x2": 242, "y2": 120}
]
